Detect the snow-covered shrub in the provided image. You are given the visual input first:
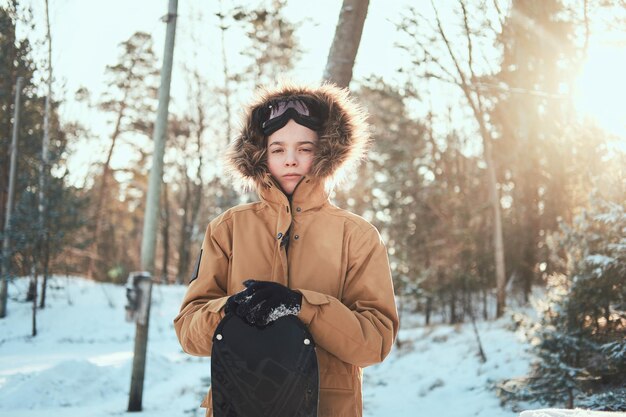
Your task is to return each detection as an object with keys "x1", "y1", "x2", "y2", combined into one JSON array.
[{"x1": 498, "y1": 196, "x2": 626, "y2": 411}]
